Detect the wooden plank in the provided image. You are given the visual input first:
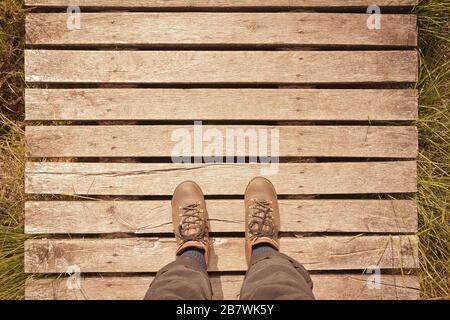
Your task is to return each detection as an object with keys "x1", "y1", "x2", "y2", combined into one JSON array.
[
  {"x1": 25, "y1": 50, "x2": 418, "y2": 84},
  {"x1": 25, "y1": 125, "x2": 418, "y2": 158},
  {"x1": 24, "y1": 235, "x2": 418, "y2": 273},
  {"x1": 24, "y1": 162, "x2": 417, "y2": 195},
  {"x1": 25, "y1": 89, "x2": 418, "y2": 121},
  {"x1": 24, "y1": 0, "x2": 419, "y2": 8},
  {"x1": 26, "y1": 13, "x2": 417, "y2": 47},
  {"x1": 24, "y1": 200, "x2": 418, "y2": 234},
  {"x1": 25, "y1": 274, "x2": 420, "y2": 300}
]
